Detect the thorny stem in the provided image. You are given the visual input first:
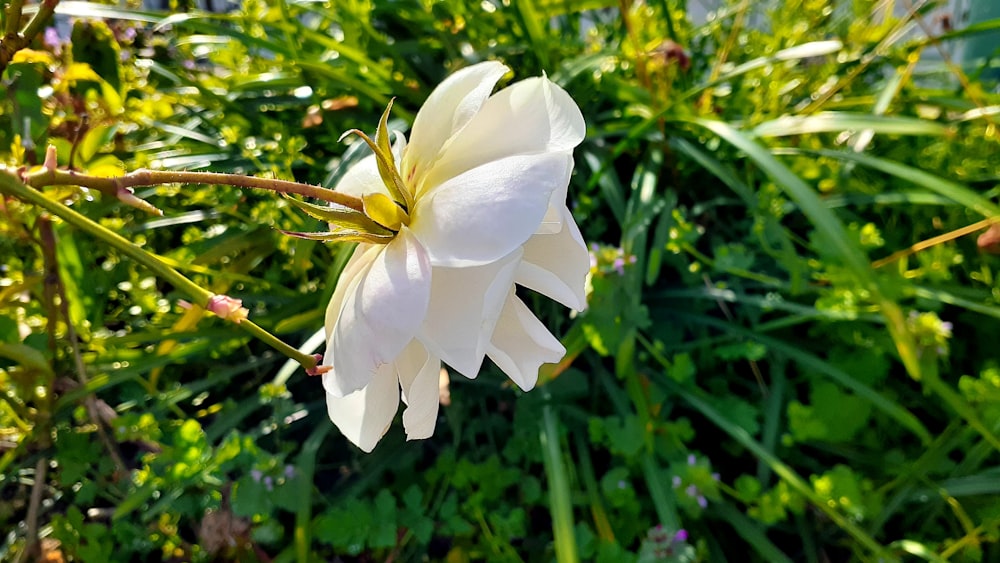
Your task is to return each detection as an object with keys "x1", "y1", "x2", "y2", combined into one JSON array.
[
  {"x1": 871, "y1": 216, "x2": 1000, "y2": 269},
  {"x1": 19, "y1": 0, "x2": 57, "y2": 46},
  {"x1": 22, "y1": 166, "x2": 366, "y2": 214},
  {"x1": 0, "y1": 171, "x2": 319, "y2": 371},
  {"x1": 4, "y1": 0, "x2": 24, "y2": 37},
  {"x1": 0, "y1": 0, "x2": 59, "y2": 74}
]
